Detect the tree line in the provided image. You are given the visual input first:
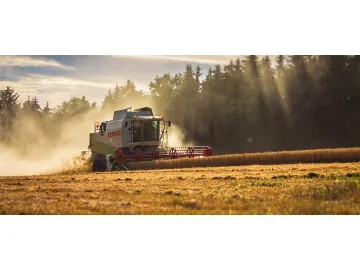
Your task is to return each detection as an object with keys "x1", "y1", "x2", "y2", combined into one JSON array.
[{"x1": 1, "y1": 56, "x2": 359, "y2": 154}]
